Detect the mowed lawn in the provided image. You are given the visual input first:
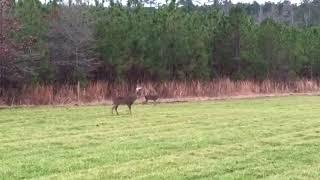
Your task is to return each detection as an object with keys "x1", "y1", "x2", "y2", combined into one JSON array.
[{"x1": 1, "y1": 96, "x2": 320, "y2": 179}]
